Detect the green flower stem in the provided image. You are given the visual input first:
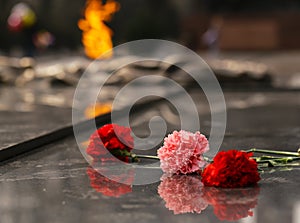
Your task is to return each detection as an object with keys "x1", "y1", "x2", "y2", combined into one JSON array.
[
  {"x1": 254, "y1": 156, "x2": 300, "y2": 164},
  {"x1": 136, "y1": 155, "x2": 160, "y2": 160},
  {"x1": 252, "y1": 156, "x2": 280, "y2": 160},
  {"x1": 136, "y1": 154, "x2": 213, "y2": 163},
  {"x1": 204, "y1": 156, "x2": 213, "y2": 163},
  {"x1": 259, "y1": 163, "x2": 300, "y2": 169},
  {"x1": 246, "y1": 148, "x2": 300, "y2": 157}
]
